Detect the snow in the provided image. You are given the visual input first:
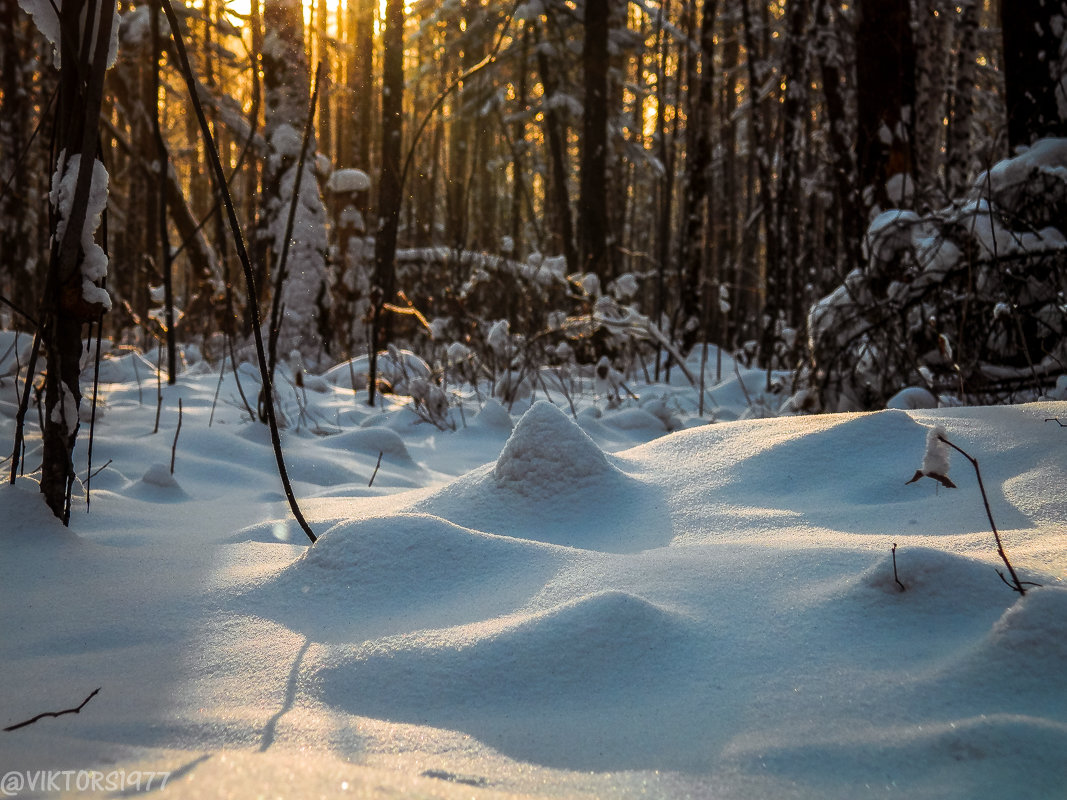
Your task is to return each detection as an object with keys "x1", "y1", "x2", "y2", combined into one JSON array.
[
  {"x1": 48, "y1": 152, "x2": 113, "y2": 311},
  {"x1": 1, "y1": 347, "x2": 1066, "y2": 799},
  {"x1": 18, "y1": 0, "x2": 119, "y2": 69},
  {"x1": 326, "y1": 168, "x2": 372, "y2": 194},
  {"x1": 920, "y1": 423, "x2": 952, "y2": 478}
]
